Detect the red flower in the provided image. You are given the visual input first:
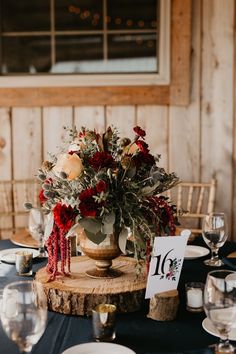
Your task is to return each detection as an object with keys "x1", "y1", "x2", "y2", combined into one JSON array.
[
  {"x1": 96, "y1": 180, "x2": 108, "y2": 193},
  {"x1": 136, "y1": 140, "x2": 149, "y2": 153},
  {"x1": 79, "y1": 202, "x2": 98, "y2": 217},
  {"x1": 79, "y1": 187, "x2": 99, "y2": 217},
  {"x1": 147, "y1": 196, "x2": 176, "y2": 235},
  {"x1": 133, "y1": 126, "x2": 146, "y2": 138},
  {"x1": 39, "y1": 189, "x2": 47, "y2": 204},
  {"x1": 53, "y1": 203, "x2": 74, "y2": 233},
  {"x1": 133, "y1": 152, "x2": 155, "y2": 167},
  {"x1": 79, "y1": 187, "x2": 96, "y2": 201},
  {"x1": 89, "y1": 151, "x2": 115, "y2": 170}
]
